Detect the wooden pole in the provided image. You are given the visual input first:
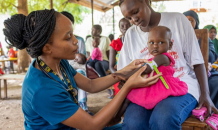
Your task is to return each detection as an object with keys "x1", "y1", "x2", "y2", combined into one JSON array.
[
  {"x1": 91, "y1": 0, "x2": 94, "y2": 26},
  {"x1": 113, "y1": 7, "x2": 115, "y2": 35},
  {"x1": 50, "y1": 0, "x2": 53, "y2": 9}
]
